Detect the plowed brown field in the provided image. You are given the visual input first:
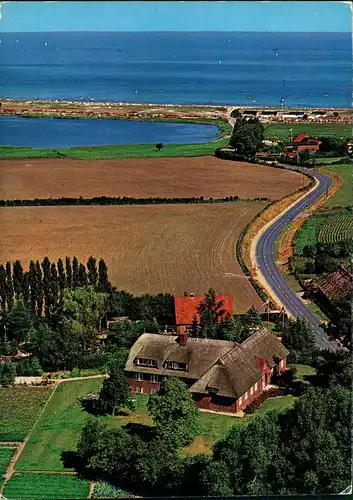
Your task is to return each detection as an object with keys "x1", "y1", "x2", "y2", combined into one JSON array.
[
  {"x1": 0, "y1": 202, "x2": 266, "y2": 312},
  {"x1": 0, "y1": 157, "x2": 307, "y2": 201}
]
